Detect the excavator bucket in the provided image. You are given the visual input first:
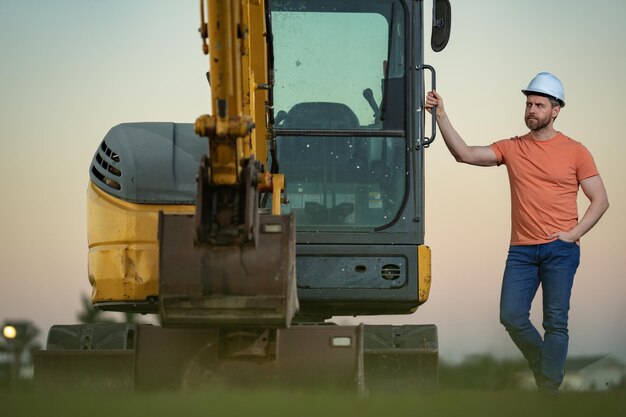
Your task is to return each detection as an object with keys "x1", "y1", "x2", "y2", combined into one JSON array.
[{"x1": 158, "y1": 212, "x2": 298, "y2": 328}]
